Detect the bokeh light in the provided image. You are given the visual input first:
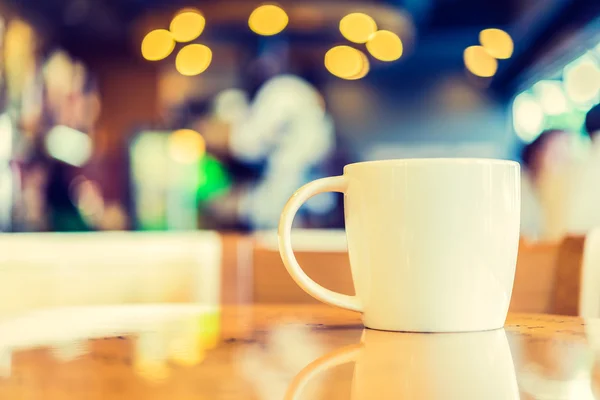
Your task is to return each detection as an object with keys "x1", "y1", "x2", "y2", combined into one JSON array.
[
  {"x1": 563, "y1": 54, "x2": 600, "y2": 106},
  {"x1": 479, "y1": 28, "x2": 514, "y2": 59},
  {"x1": 175, "y1": 44, "x2": 212, "y2": 76},
  {"x1": 348, "y1": 50, "x2": 370, "y2": 80},
  {"x1": 325, "y1": 46, "x2": 366, "y2": 80},
  {"x1": 169, "y1": 10, "x2": 206, "y2": 42},
  {"x1": 463, "y1": 45, "x2": 498, "y2": 77},
  {"x1": 168, "y1": 318, "x2": 207, "y2": 367},
  {"x1": 5, "y1": 19, "x2": 36, "y2": 101},
  {"x1": 366, "y1": 30, "x2": 403, "y2": 62},
  {"x1": 45, "y1": 125, "x2": 92, "y2": 167},
  {"x1": 141, "y1": 29, "x2": 175, "y2": 61},
  {"x1": 513, "y1": 92, "x2": 545, "y2": 143},
  {"x1": 0, "y1": 114, "x2": 12, "y2": 159},
  {"x1": 134, "y1": 359, "x2": 170, "y2": 382},
  {"x1": 248, "y1": 4, "x2": 288, "y2": 36},
  {"x1": 169, "y1": 340, "x2": 206, "y2": 366},
  {"x1": 339, "y1": 13, "x2": 377, "y2": 44},
  {"x1": 168, "y1": 129, "x2": 206, "y2": 164},
  {"x1": 532, "y1": 81, "x2": 568, "y2": 116}
]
